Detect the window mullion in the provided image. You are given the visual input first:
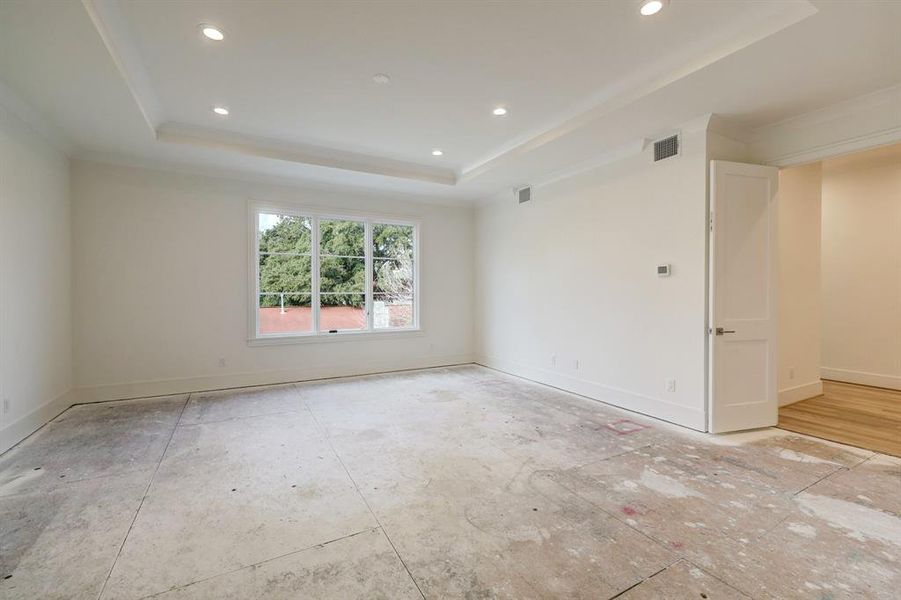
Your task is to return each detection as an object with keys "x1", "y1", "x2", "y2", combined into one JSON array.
[
  {"x1": 365, "y1": 220, "x2": 373, "y2": 331},
  {"x1": 254, "y1": 209, "x2": 261, "y2": 338},
  {"x1": 312, "y1": 215, "x2": 320, "y2": 334}
]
